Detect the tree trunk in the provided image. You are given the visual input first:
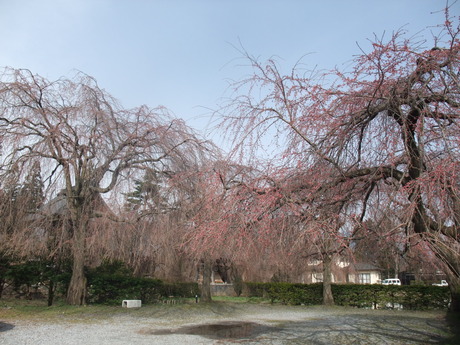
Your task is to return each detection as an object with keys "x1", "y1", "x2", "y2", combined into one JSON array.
[
  {"x1": 427, "y1": 238, "x2": 460, "y2": 312},
  {"x1": 66, "y1": 221, "x2": 87, "y2": 305},
  {"x1": 200, "y1": 259, "x2": 213, "y2": 303},
  {"x1": 47, "y1": 280, "x2": 54, "y2": 307},
  {"x1": 322, "y1": 254, "x2": 335, "y2": 306},
  {"x1": 448, "y1": 275, "x2": 460, "y2": 312},
  {"x1": 66, "y1": 252, "x2": 87, "y2": 305}
]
